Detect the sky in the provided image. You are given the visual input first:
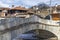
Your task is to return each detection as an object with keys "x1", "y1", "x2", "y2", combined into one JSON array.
[{"x1": 0, "y1": 0, "x2": 60, "y2": 8}]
